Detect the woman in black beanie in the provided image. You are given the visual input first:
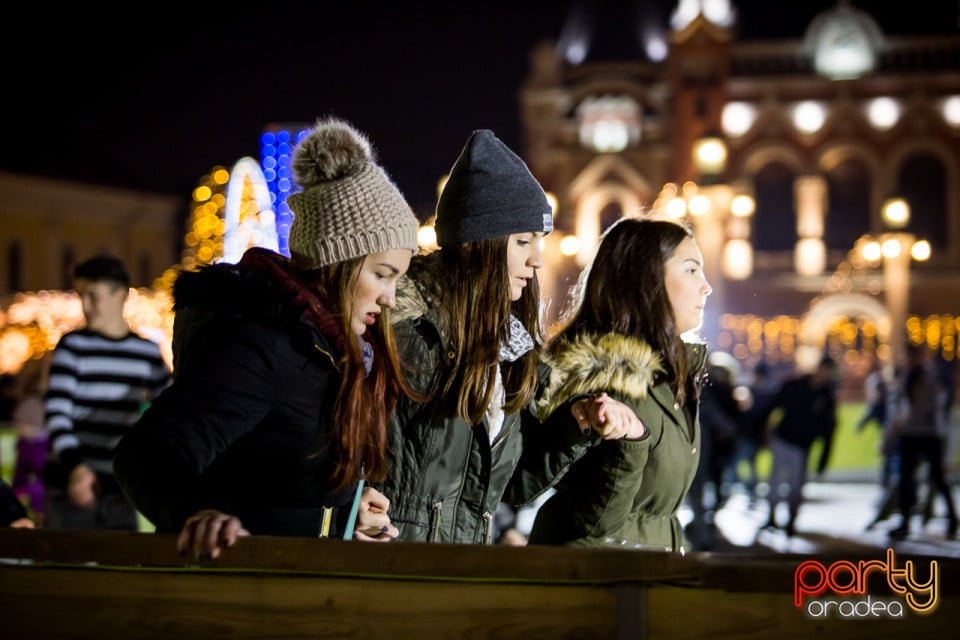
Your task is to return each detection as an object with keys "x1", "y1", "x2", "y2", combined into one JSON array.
[{"x1": 374, "y1": 129, "x2": 641, "y2": 544}]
